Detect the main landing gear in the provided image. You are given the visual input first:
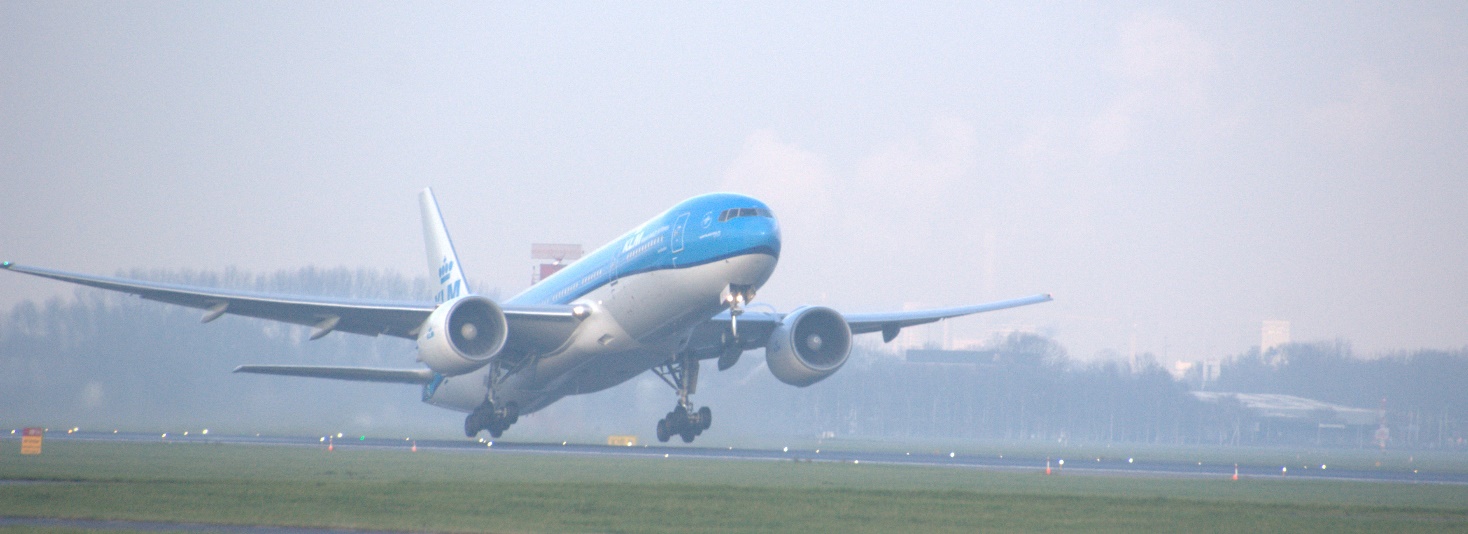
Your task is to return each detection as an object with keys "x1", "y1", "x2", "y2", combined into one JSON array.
[
  {"x1": 465, "y1": 359, "x2": 526, "y2": 439},
  {"x1": 465, "y1": 401, "x2": 518, "y2": 439},
  {"x1": 655, "y1": 283, "x2": 752, "y2": 443},
  {"x1": 653, "y1": 354, "x2": 711, "y2": 443},
  {"x1": 657, "y1": 404, "x2": 711, "y2": 444}
]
